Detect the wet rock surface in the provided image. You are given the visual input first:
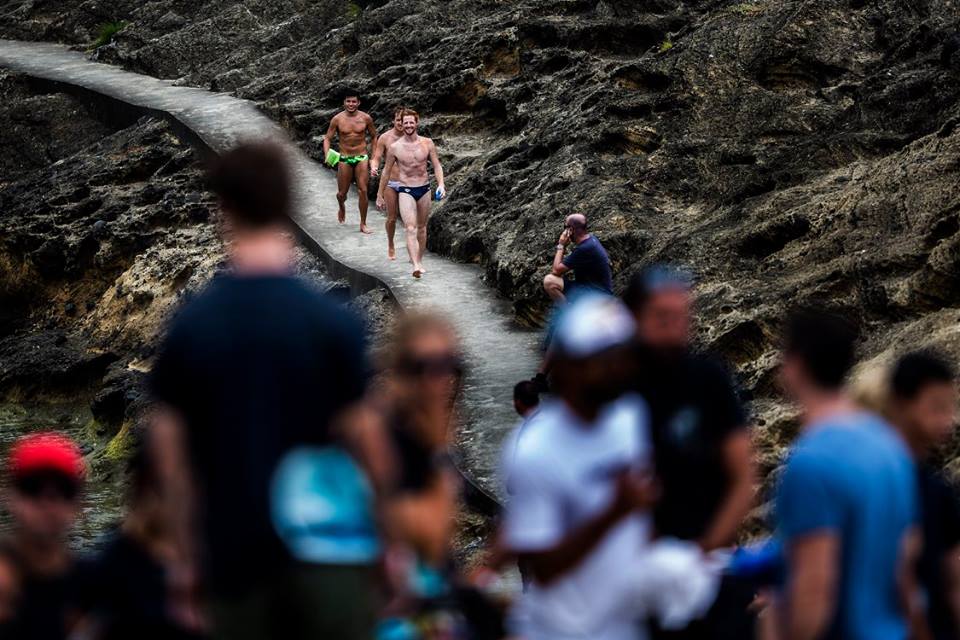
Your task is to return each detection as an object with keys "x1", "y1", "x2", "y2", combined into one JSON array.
[{"x1": 3, "y1": 0, "x2": 960, "y2": 503}]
